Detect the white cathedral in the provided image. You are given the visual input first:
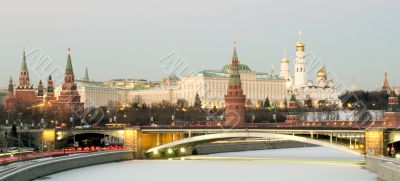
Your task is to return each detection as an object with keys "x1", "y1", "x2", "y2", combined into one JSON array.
[{"x1": 279, "y1": 32, "x2": 341, "y2": 108}]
